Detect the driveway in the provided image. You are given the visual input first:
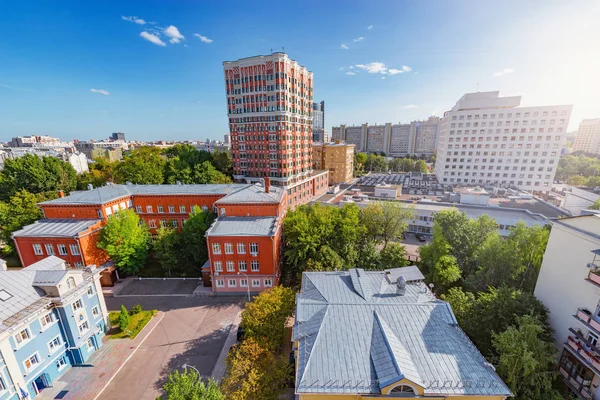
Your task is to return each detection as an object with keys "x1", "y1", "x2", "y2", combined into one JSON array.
[
  {"x1": 115, "y1": 278, "x2": 201, "y2": 296},
  {"x1": 40, "y1": 296, "x2": 243, "y2": 400}
]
